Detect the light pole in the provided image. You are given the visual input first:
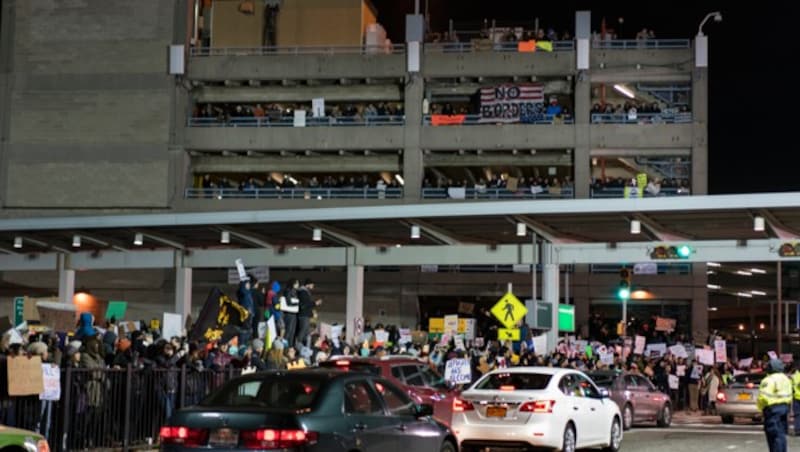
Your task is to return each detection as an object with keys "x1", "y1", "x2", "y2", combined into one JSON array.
[
  {"x1": 695, "y1": 11, "x2": 721, "y2": 68},
  {"x1": 697, "y1": 11, "x2": 722, "y2": 37}
]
